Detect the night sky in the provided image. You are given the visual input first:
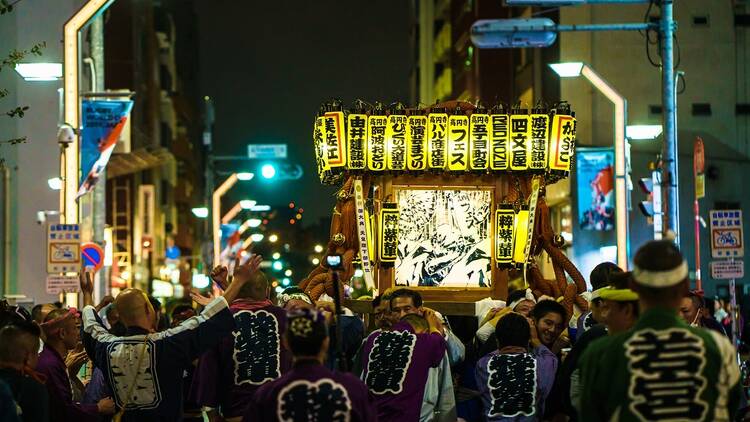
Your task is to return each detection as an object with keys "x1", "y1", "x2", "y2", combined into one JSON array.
[{"x1": 194, "y1": 0, "x2": 414, "y2": 224}]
